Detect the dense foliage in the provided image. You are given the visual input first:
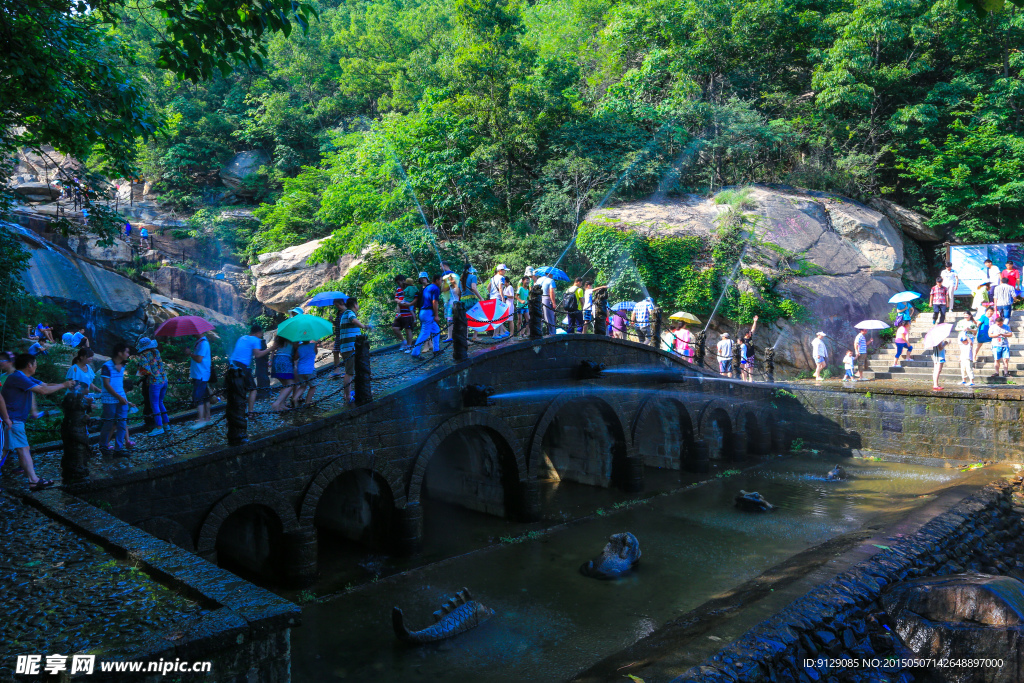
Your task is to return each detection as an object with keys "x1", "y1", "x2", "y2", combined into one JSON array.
[{"x1": 6, "y1": 0, "x2": 1024, "y2": 321}]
